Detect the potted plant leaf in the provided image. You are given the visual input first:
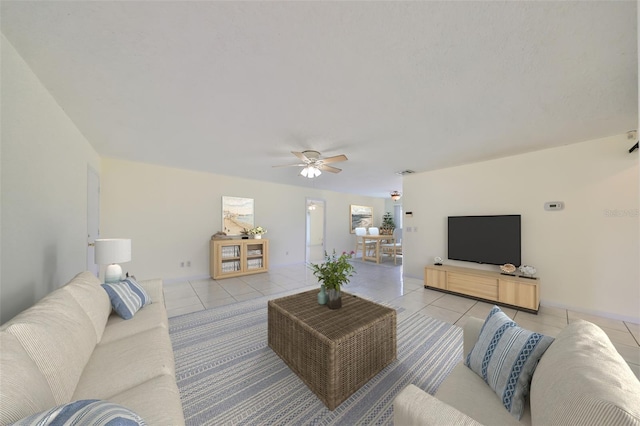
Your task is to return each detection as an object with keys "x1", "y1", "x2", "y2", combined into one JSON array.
[{"x1": 309, "y1": 250, "x2": 356, "y2": 309}]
